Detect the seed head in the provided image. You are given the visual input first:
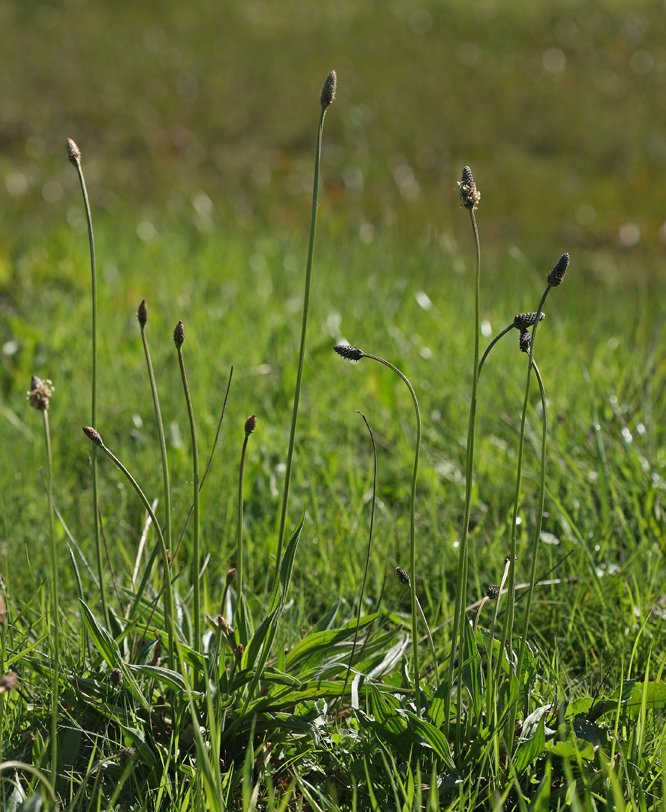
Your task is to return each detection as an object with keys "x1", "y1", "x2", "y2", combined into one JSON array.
[
  {"x1": 547, "y1": 252, "x2": 570, "y2": 287},
  {"x1": 244, "y1": 414, "x2": 257, "y2": 437},
  {"x1": 396, "y1": 567, "x2": 411, "y2": 586},
  {"x1": 334, "y1": 343, "x2": 364, "y2": 362},
  {"x1": 458, "y1": 166, "x2": 481, "y2": 210},
  {"x1": 0, "y1": 673, "x2": 17, "y2": 693},
  {"x1": 27, "y1": 376, "x2": 53, "y2": 411},
  {"x1": 83, "y1": 426, "x2": 104, "y2": 447},
  {"x1": 513, "y1": 311, "x2": 545, "y2": 331},
  {"x1": 173, "y1": 320, "x2": 186, "y2": 348},
  {"x1": 66, "y1": 138, "x2": 81, "y2": 166},
  {"x1": 226, "y1": 568, "x2": 237, "y2": 585},
  {"x1": 110, "y1": 667, "x2": 123, "y2": 686},
  {"x1": 519, "y1": 330, "x2": 531, "y2": 353},
  {"x1": 137, "y1": 299, "x2": 148, "y2": 328},
  {"x1": 320, "y1": 70, "x2": 337, "y2": 107},
  {"x1": 486, "y1": 585, "x2": 500, "y2": 600}
]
